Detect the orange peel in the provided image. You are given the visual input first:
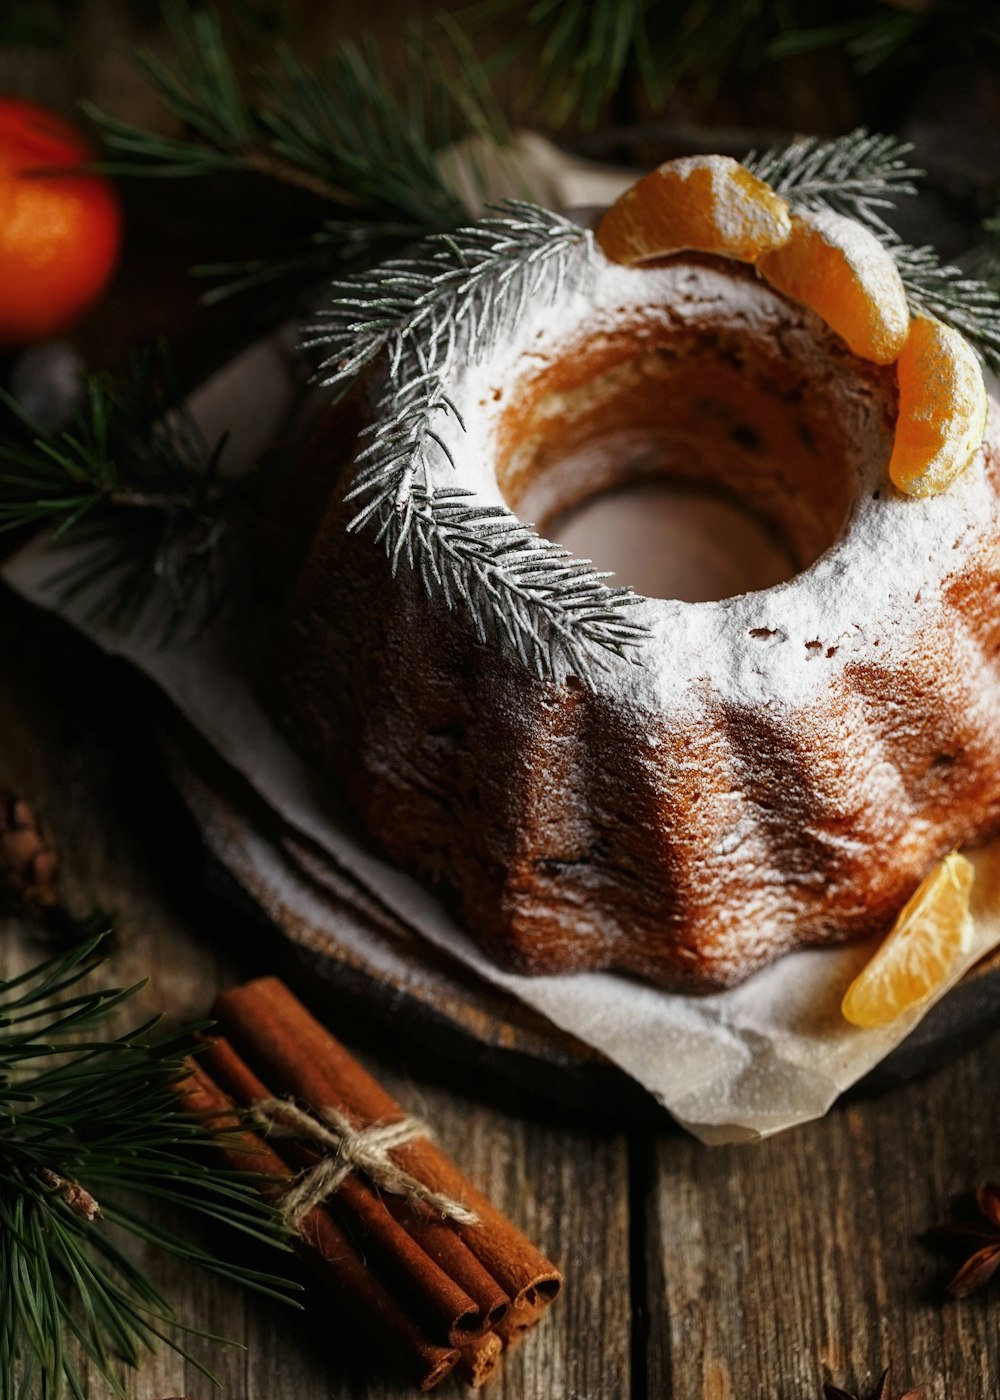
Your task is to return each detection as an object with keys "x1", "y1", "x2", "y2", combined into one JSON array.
[
  {"x1": 841, "y1": 852, "x2": 974, "y2": 1028},
  {"x1": 756, "y1": 209, "x2": 910, "y2": 365},
  {"x1": 889, "y1": 314, "x2": 988, "y2": 497},
  {"x1": 596, "y1": 154, "x2": 792, "y2": 267}
]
